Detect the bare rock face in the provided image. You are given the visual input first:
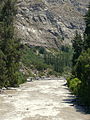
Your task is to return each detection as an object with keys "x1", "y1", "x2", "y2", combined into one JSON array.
[{"x1": 15, "y1": 0, "x2": 89, "y2": 48}]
